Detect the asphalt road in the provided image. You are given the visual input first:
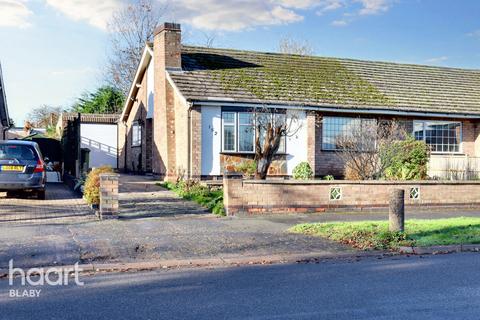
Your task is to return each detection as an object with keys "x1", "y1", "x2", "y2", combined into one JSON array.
[{"x1": 1, "y1": 253, "x2": 480, "y2": 320}]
